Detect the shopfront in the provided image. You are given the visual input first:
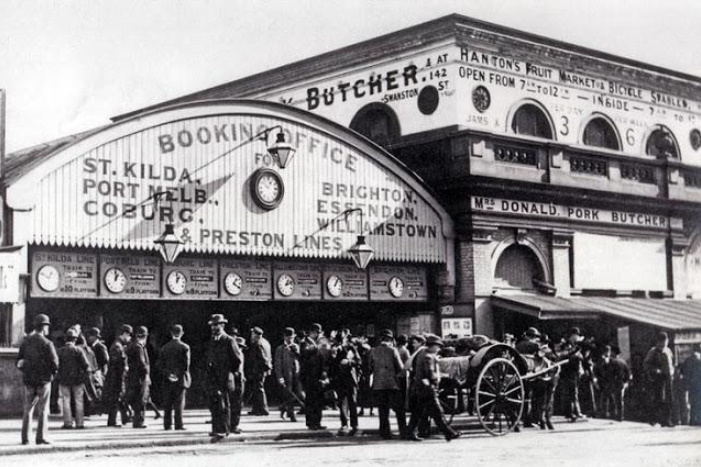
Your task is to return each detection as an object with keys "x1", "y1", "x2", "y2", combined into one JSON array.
[{"x1": 0, "y1": 100, "x2": 454, "y2": 413}]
